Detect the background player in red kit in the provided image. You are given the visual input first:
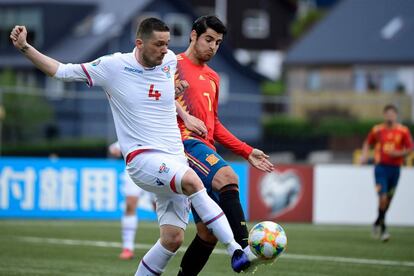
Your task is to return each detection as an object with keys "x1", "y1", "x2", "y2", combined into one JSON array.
[
  {"x1": 175, "y1": 15, "x2": 274, "y2": 275},
  {"x1": 361, "y1": 104, "x2": 413, "y2": 242}
]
